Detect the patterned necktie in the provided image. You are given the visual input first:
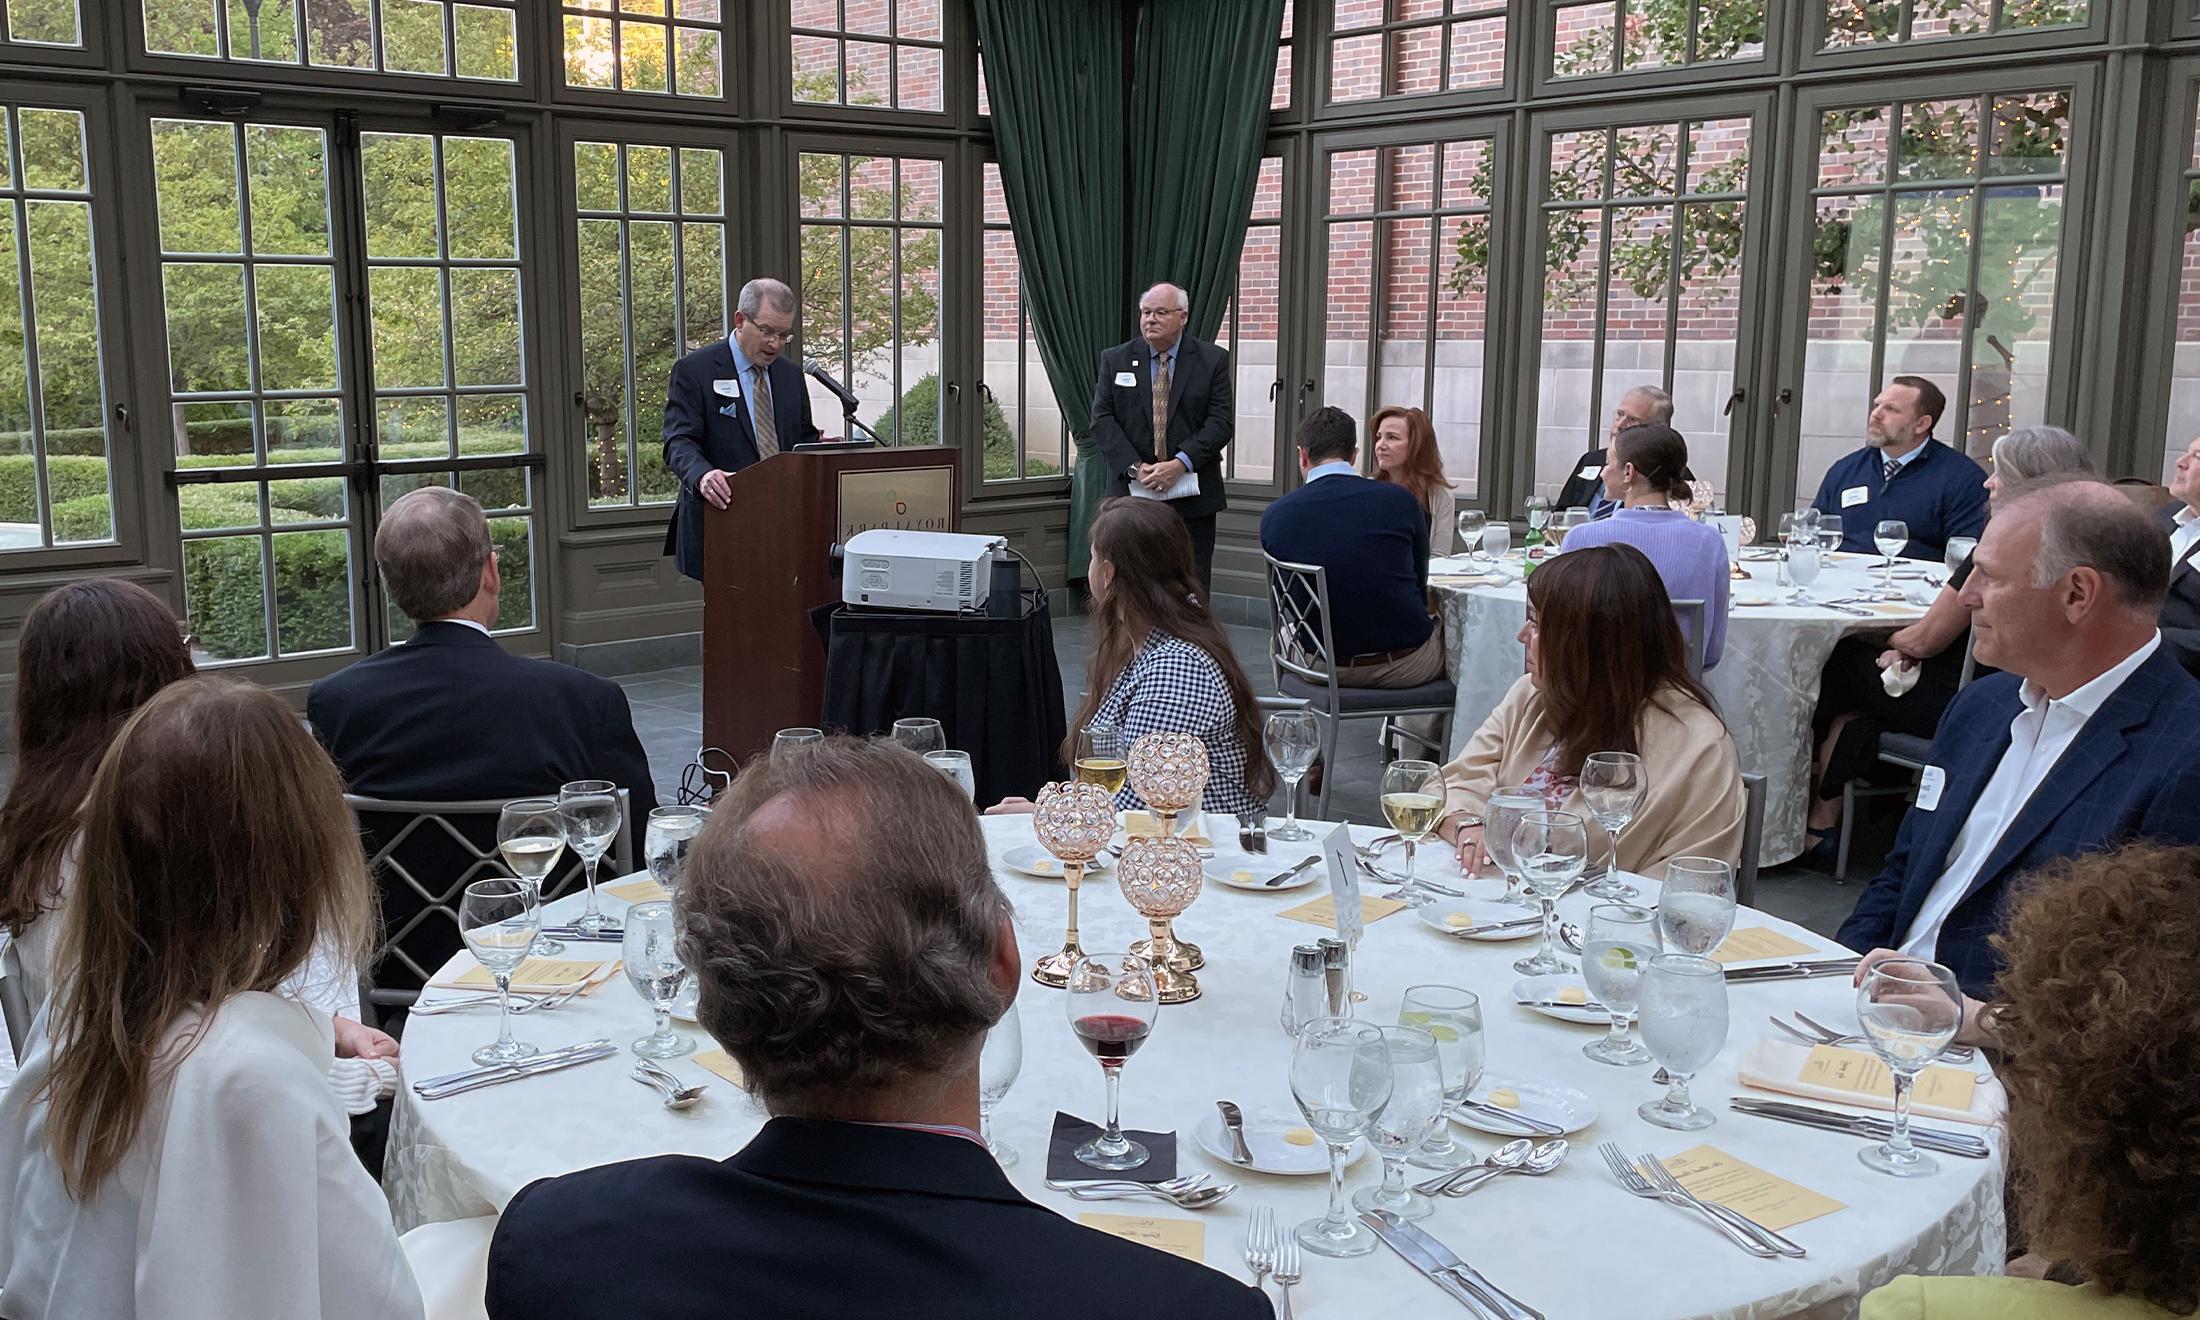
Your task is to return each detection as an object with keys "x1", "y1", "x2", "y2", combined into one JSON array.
[
  {"x1": 1882, "y1": 456, "x2": 1898, "y2": 484},
  {"x1": 751, "y1": 365, "x2": 779, "y2": 459},
  {"x1": 1151, "y1": 355, "x2": 1172, "y2": 454}
]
